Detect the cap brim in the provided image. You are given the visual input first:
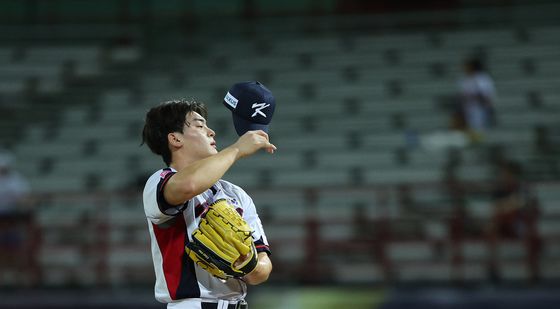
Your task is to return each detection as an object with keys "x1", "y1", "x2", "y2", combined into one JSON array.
[{"x1": 232, "y1": 114, "x2": 269, "y2": 136}]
